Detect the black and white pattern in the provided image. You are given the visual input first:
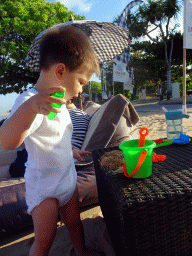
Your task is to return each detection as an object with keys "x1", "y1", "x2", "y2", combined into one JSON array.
[
  {"x1": 114, "y1": 0, "x2": 143, "y2": 64},
  {"x1": 25, "y1": 20, "x2": 131, "y2": 72},
  {"x1": 115, "y1": 48, "x2": 131, "y2": 64},
  {"x1": 68, "y1": 109, "x2": 91, "y2": 150}
]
